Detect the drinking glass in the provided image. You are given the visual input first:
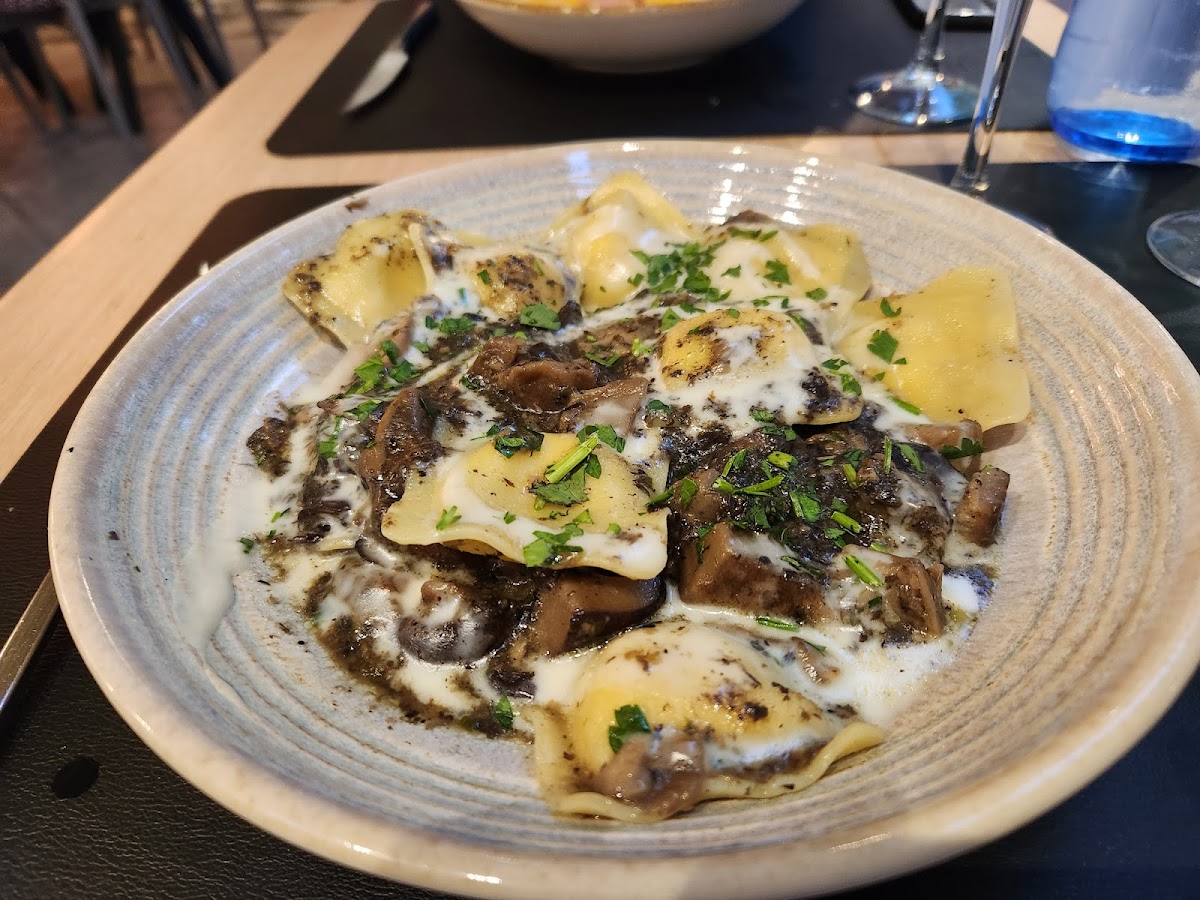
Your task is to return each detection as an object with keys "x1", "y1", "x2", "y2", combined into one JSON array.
[
  {"x1": 1148, "y1": 211, "x2": 1200, "y2": 288},
  {"x1": 851, "y1": 0, "x2": 979, "y2": 126}
]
